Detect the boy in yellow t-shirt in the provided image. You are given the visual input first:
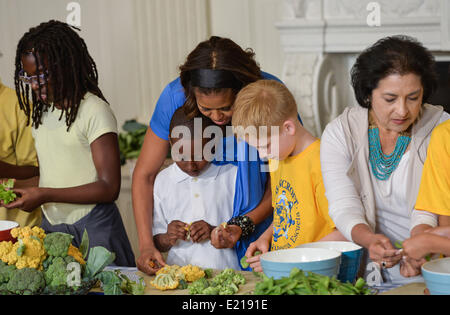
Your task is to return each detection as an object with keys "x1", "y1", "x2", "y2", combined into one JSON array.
[
  {"x1": 231, "y1": 80, "x2": 346, "y2": 272},
  {"x1": 402, "y1": 120, "x2": 450, "y2": 260},
  {"x1": 0, "y1": 77, "x2": 41, "y2": 227}
]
